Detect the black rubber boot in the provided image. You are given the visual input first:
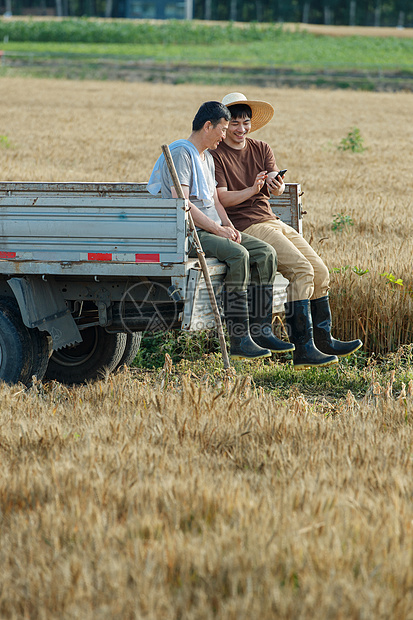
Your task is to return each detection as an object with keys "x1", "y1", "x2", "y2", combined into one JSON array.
[
  {"x1": 248, "y1": 284, "x2": 294, "y2": 353},
  {"x1": 284, "y1": 300, "x2": 338, "y2": 370},
  {"x1": 224, "y1": 289, "x2": 272, "y2": 360},
  {"x1": 311, "y1": 296, "x2": 363, "y2": 357}
]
